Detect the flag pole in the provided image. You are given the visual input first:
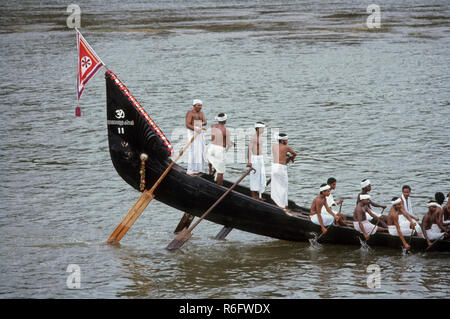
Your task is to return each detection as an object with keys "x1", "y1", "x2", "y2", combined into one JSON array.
[{"x1": 74, "y1": 28, "x2": 108, "y2": 117}]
